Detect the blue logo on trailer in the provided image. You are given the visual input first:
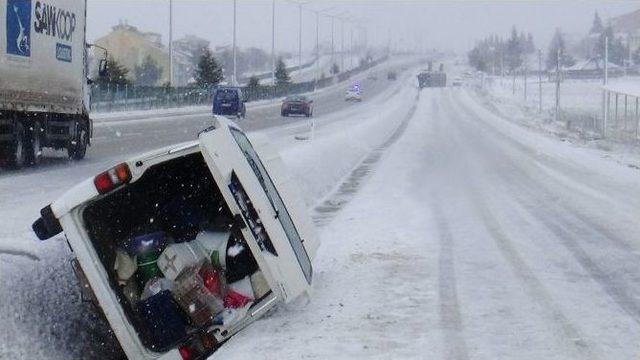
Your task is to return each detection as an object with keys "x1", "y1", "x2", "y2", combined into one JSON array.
[{"x1": 6, "y1": 0, "x2": 32, "y2": 57}]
